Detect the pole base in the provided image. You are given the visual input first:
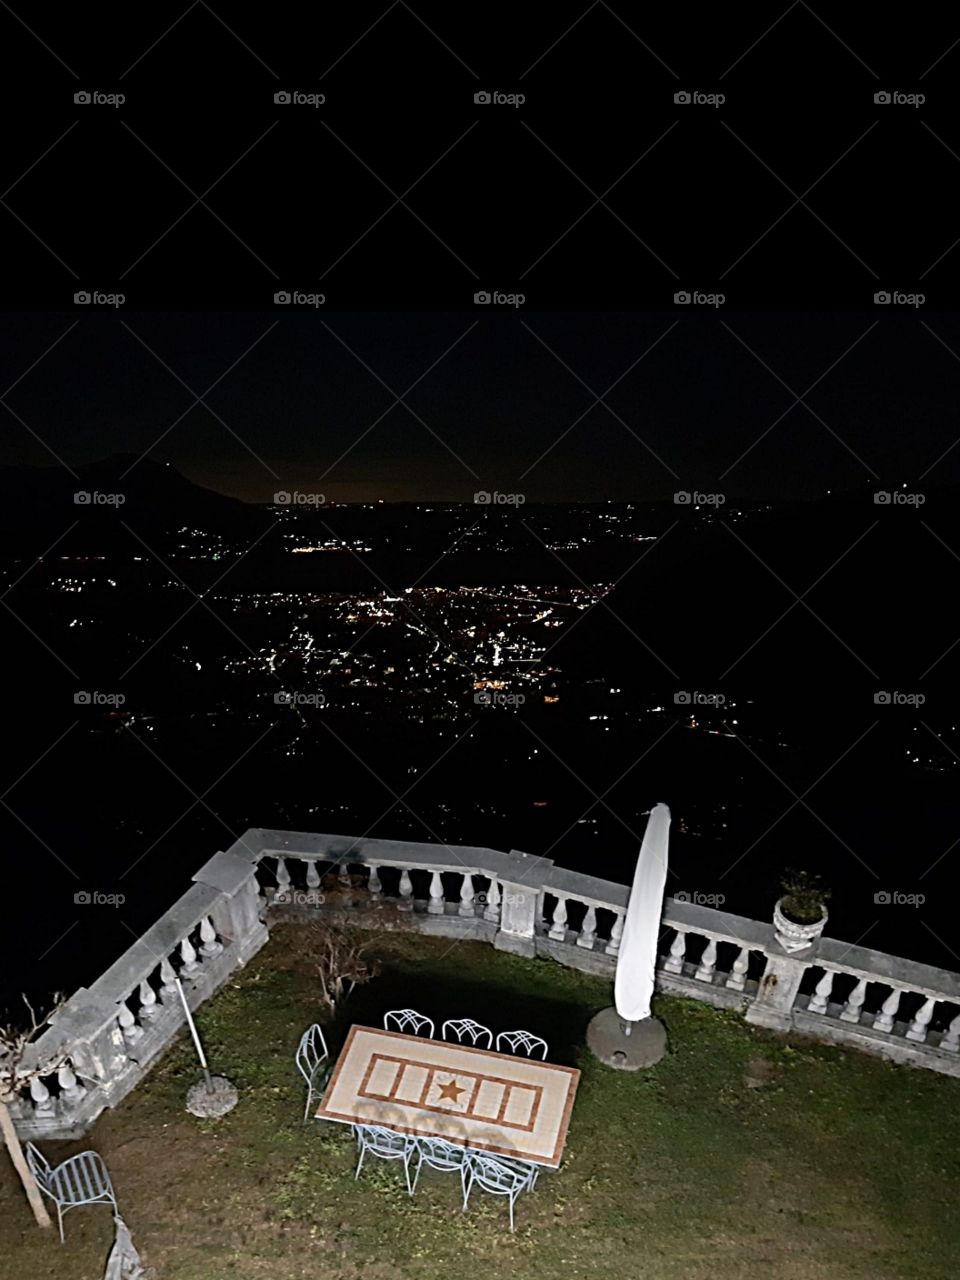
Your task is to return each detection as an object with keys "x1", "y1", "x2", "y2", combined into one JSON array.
[
  {"x1": 586, "y1": 1007, "x2": 667, "y2": 1069},
  {"x1": 186, "y1": 1075, "x2": 239, "y2": 1118}
]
